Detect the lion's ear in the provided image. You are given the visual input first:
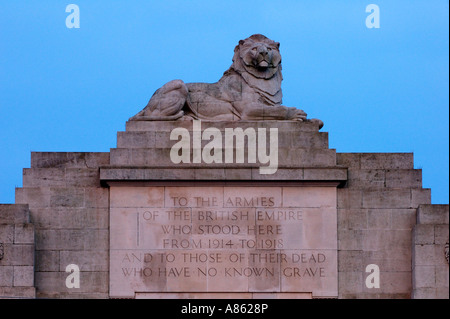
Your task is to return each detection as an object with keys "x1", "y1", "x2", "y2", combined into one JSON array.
[
  {"x1": 275, "y1": 42, "x2": 280, "y2": 49},
  {"x1": 239, "y1": 40, "x2": 245, "y2": 46}
]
